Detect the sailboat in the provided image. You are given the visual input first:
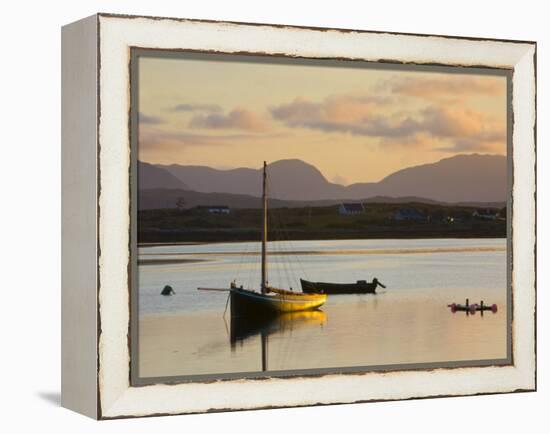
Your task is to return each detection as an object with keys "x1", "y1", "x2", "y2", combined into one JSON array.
[{"x1": 229, "y1": 161, "x2": 327, "y2": 317}]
